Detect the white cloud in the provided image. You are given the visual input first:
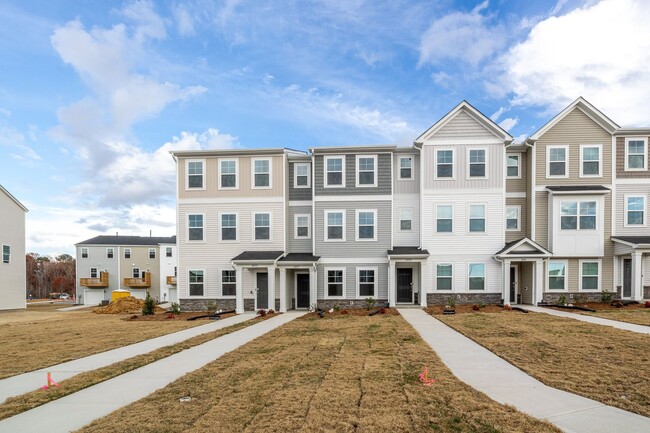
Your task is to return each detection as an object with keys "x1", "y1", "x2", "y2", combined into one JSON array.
[
  {"x1": 0, "y1": 126, "x2": 41, "y2": 162},
  {"x1": 0, "y1": 107, "x2": 11, "y2": 117},
  {"x1": 496, "y1": 0, "x2": 650, "y2": 126},
  {"x1": 490, "y1": 106, "x2": 506, "y2": 122},
  {"x1": 173, "y1": 4, "x2": 195, "y2": 36},
  {"x1": 431, "y1": 71, "x2": 452, "y2": 88},
  {"x1": 119, "y1": 0, "x2": 167, "y2": 43},
  {"x1": 499, "y1": 117, "x2": 518, "y2": 131}
]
